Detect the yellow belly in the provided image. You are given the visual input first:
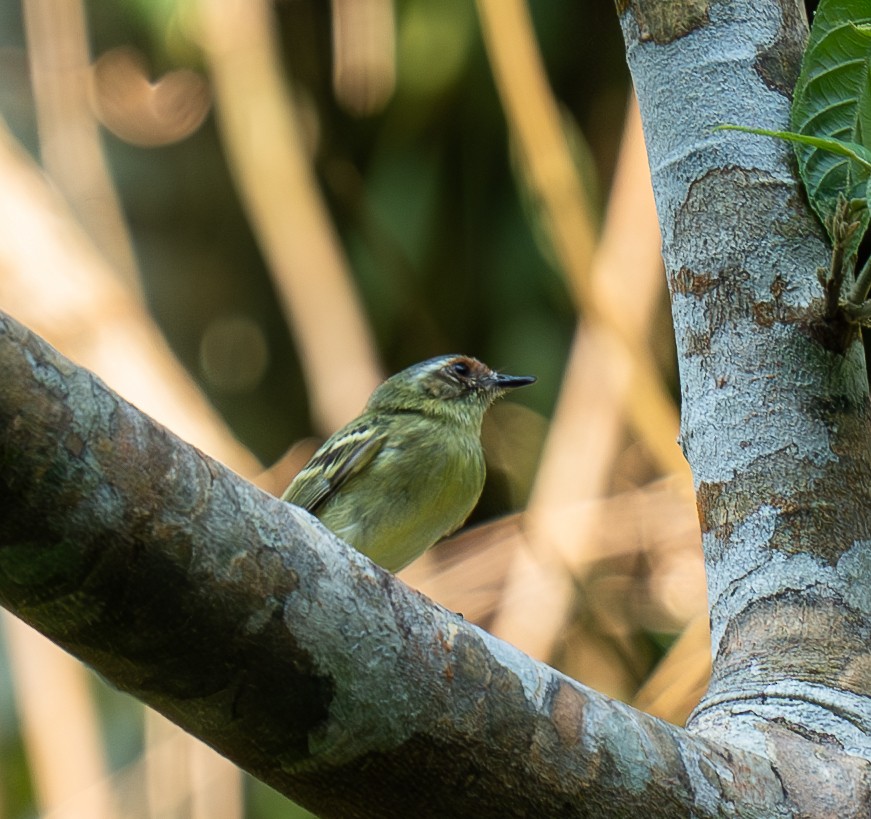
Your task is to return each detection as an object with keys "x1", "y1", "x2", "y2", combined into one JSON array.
[{"x1": 317, "y1": 429, "x2": 485, "y2": 572}]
